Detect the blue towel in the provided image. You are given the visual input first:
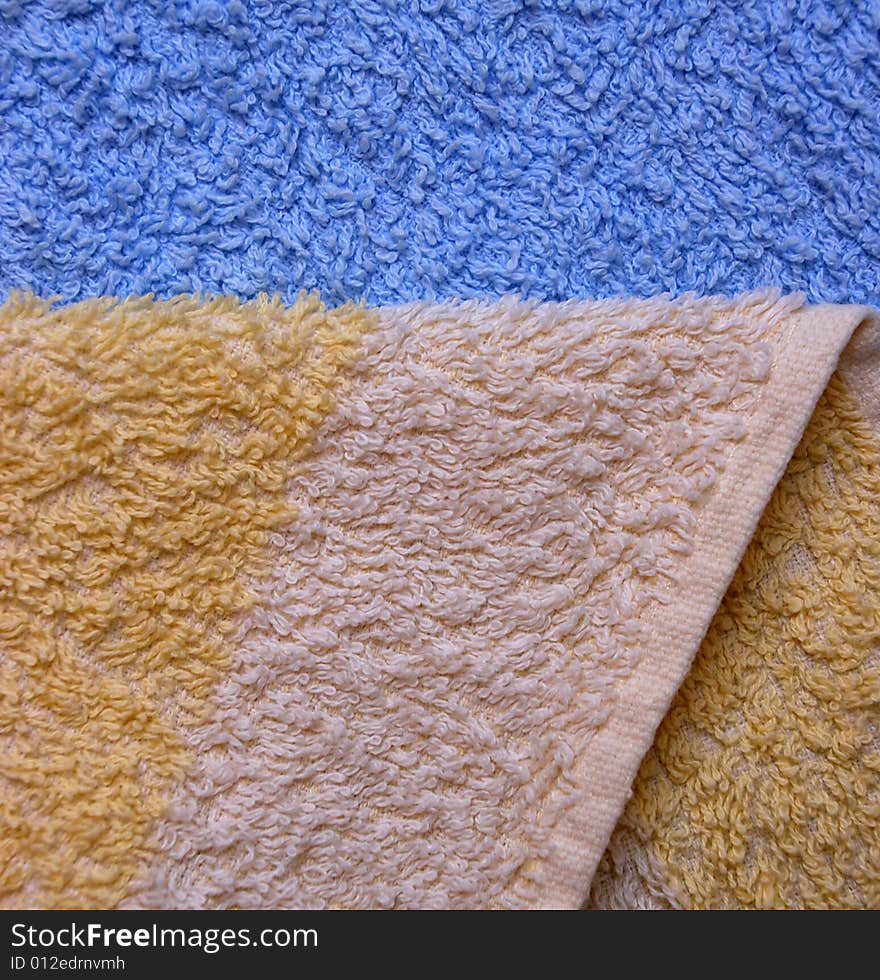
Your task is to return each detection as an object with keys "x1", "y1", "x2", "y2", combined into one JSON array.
[{"x1": 1, "y1": 0, "x2": 878, "y2": 306}]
